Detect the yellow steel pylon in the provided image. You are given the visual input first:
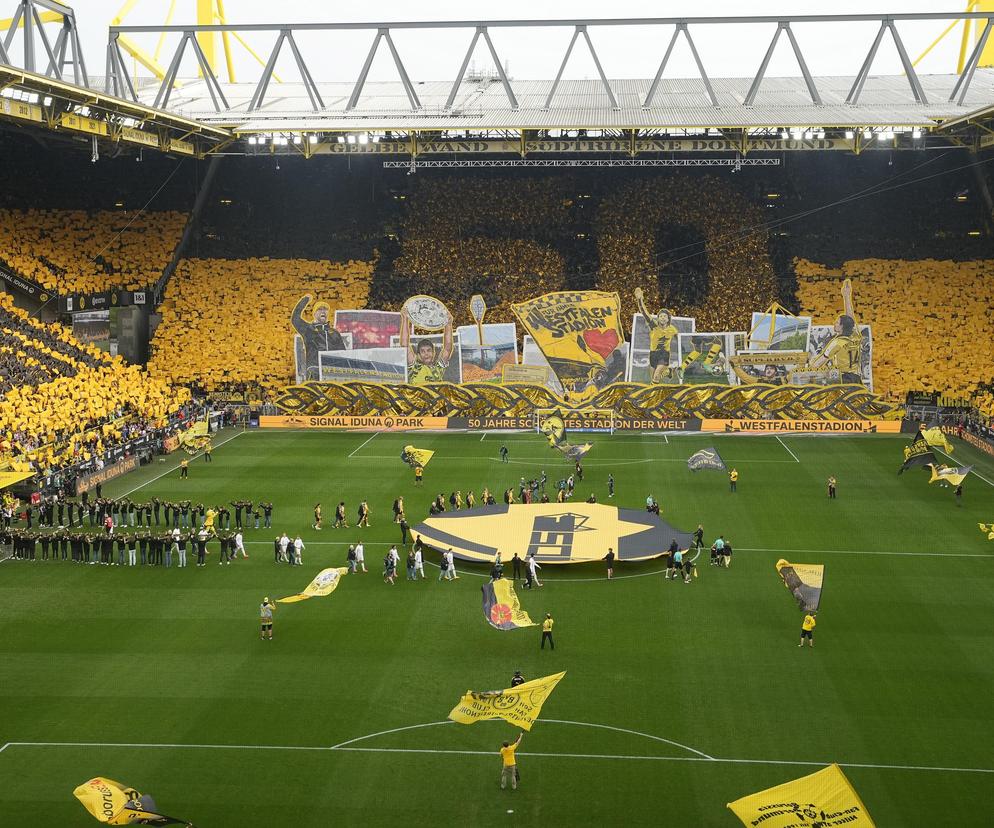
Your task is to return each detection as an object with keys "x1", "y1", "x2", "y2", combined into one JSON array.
[{"x1": 914, "y1": 1, "x2": 994, "y2": 72}]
